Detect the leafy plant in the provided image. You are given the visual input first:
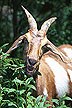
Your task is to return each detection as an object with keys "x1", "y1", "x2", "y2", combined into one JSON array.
[
  {"x1": 0, "y1": 44, "x2": 72, "y2": 108},
  {"x1": 0, "y1": 44, "x2": 52, "y2": 108},
  {"x1": 52, "y1": 93, "x2": 72, "y2": 108}
]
